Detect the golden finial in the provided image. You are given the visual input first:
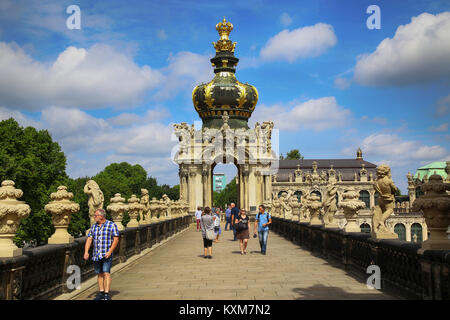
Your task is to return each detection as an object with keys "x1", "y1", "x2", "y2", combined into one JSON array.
[
  {"x1": 213, "y1": 17, "x2": 237, "y2": 53},
  {"x1": 357, "y1": 147, "x2": 363, "y2": 160}
]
